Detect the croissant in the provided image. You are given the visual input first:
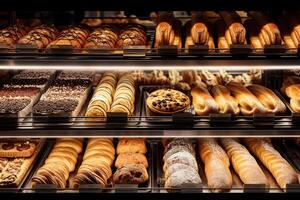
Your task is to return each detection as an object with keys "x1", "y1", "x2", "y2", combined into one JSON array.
[
  {"x1": 198, "y1": 138, "x2": 232, "y2": 192},
  {"x1": 244, "y1": 138, "x2": 299, "y2": 190},
  {"x1": 220, "y1": 138, "x2": 268, "y2": 185}
]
